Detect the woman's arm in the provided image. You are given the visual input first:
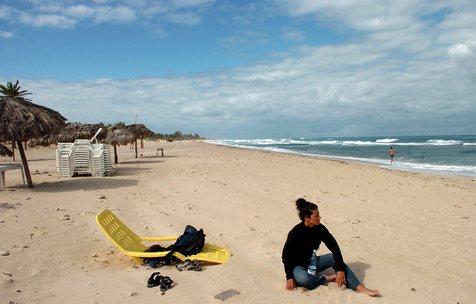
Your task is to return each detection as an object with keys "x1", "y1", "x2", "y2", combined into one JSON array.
[
  {"x1": 320, "y1": 225, "x2": 346, "y2": 272},
  {"x1": 282, "y1": 234, "x2": 296, "y2": 281}
]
